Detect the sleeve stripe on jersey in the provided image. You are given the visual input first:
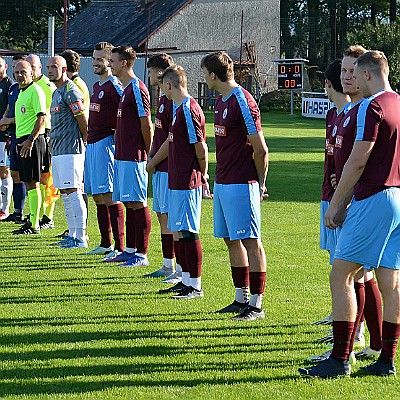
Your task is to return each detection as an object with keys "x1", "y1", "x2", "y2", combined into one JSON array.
[
  {"x1": 182, "y1": 97, "x2": 198, "y2": 144},
  {"x1": 111, "y1": 76, "x2": 124, "y2": 97},
  {"x1": 356, "y1": 90, "x2": 385, "y2": 141},
  {"x1": 234, "y1": 87, "x2": 258, "y2": 135},
  {"x1": 131, "y1": 78, "x2": 146, "y2": 117}
]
